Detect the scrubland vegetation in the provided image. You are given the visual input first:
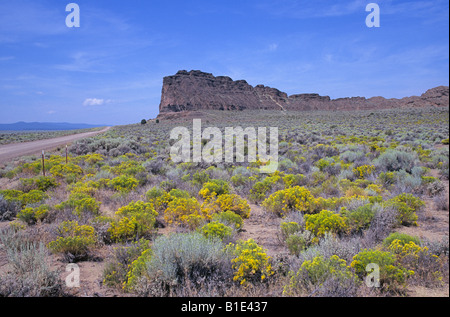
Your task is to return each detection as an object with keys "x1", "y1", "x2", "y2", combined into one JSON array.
[
  {"x1": 0, "y1": 107, "x2": 448, "y2": 297},
  {"x1": 0, "y1": 127, "x2": 103, "y2": 146}
]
